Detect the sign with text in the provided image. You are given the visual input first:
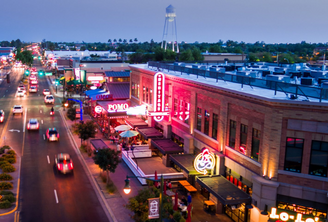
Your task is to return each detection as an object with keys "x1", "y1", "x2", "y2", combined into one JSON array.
[
  {"x1": 94, "y1": 105, "x2": 103, "y2": 114},
  {"x1": 151, "y1": 72, "x2": 168, "y2": 122},
  {"x1": 194, "y1": 148, "x2": 215, "y2": 175},
  {"x1": 96, "y1": 94, "x2": 113, "y2": 100},
  {"x1": 270, "y1": 207, "x2": 323, "y2": 222},
  {"x1": 148, "y1": 198, "x2": 159, "y2": 219},
  {"x1": 107, "y1": 103, "x2": 129, "y2": 113}
]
